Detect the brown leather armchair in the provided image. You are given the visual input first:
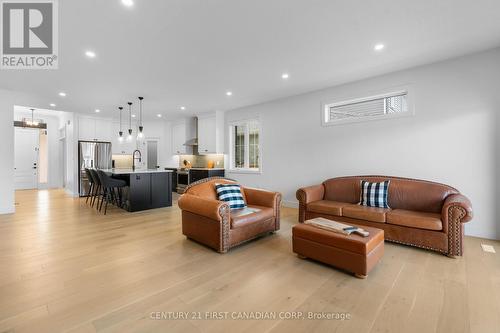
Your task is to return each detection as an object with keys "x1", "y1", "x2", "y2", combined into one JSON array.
[{"x1": 178, "y1": 177, "x2": 282, "y2": 253}]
